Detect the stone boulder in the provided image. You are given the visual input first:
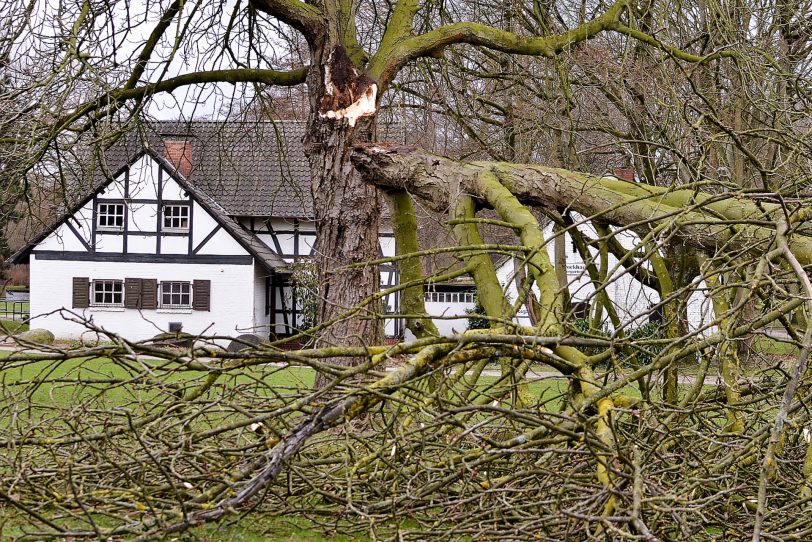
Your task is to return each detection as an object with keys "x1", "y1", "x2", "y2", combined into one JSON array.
[
  {"x1": 227, "y1": 333, "x2": 262, "y2": 353},
  {"x1": 16, "y1": 328, "x2": 55, "y2": 345}
]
